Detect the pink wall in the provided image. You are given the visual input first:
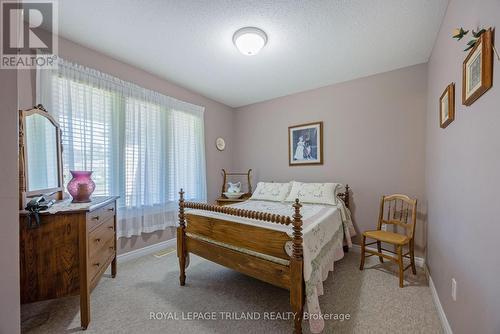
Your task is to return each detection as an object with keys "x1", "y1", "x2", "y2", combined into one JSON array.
[
  {"x1": 426, "y1": 1, "x2": 500, "y2": 333},
  {"x1": 0, "y1": 70, "x2": 20, "y2": 333},
  {"x1": 234, "y1": 64, "x2": 428, "y2": 255}
]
